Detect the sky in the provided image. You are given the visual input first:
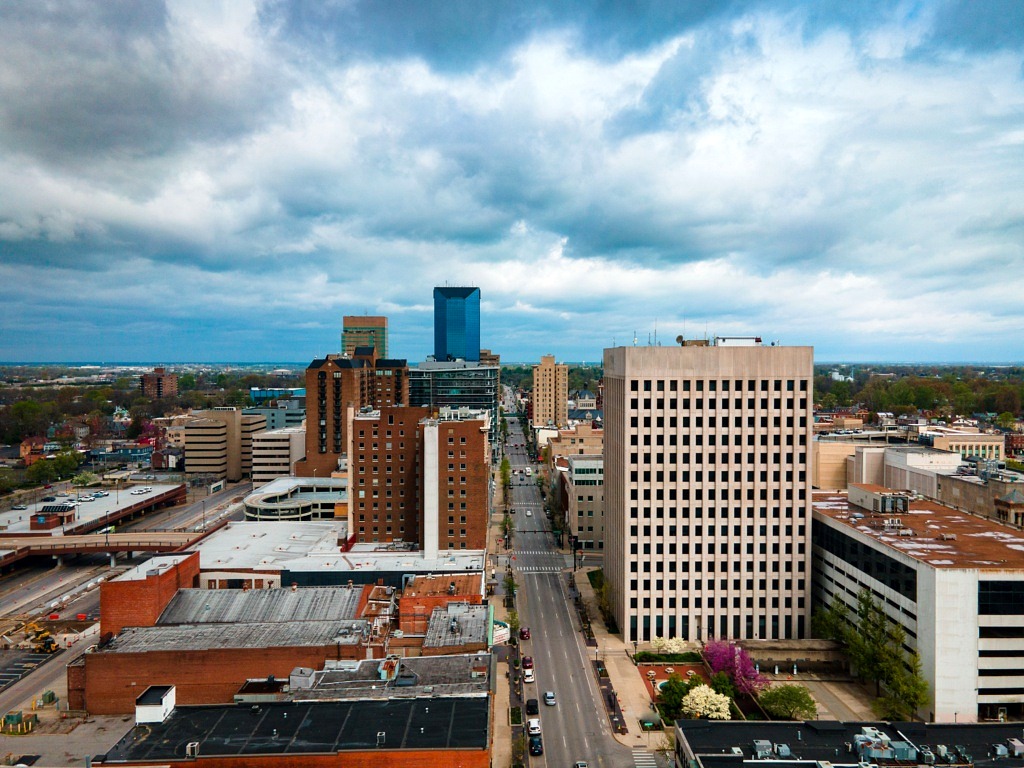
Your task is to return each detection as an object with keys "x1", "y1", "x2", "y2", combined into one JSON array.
[{"x1": 1, "y1": 1, "x2": 1023, "y2": 365}]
